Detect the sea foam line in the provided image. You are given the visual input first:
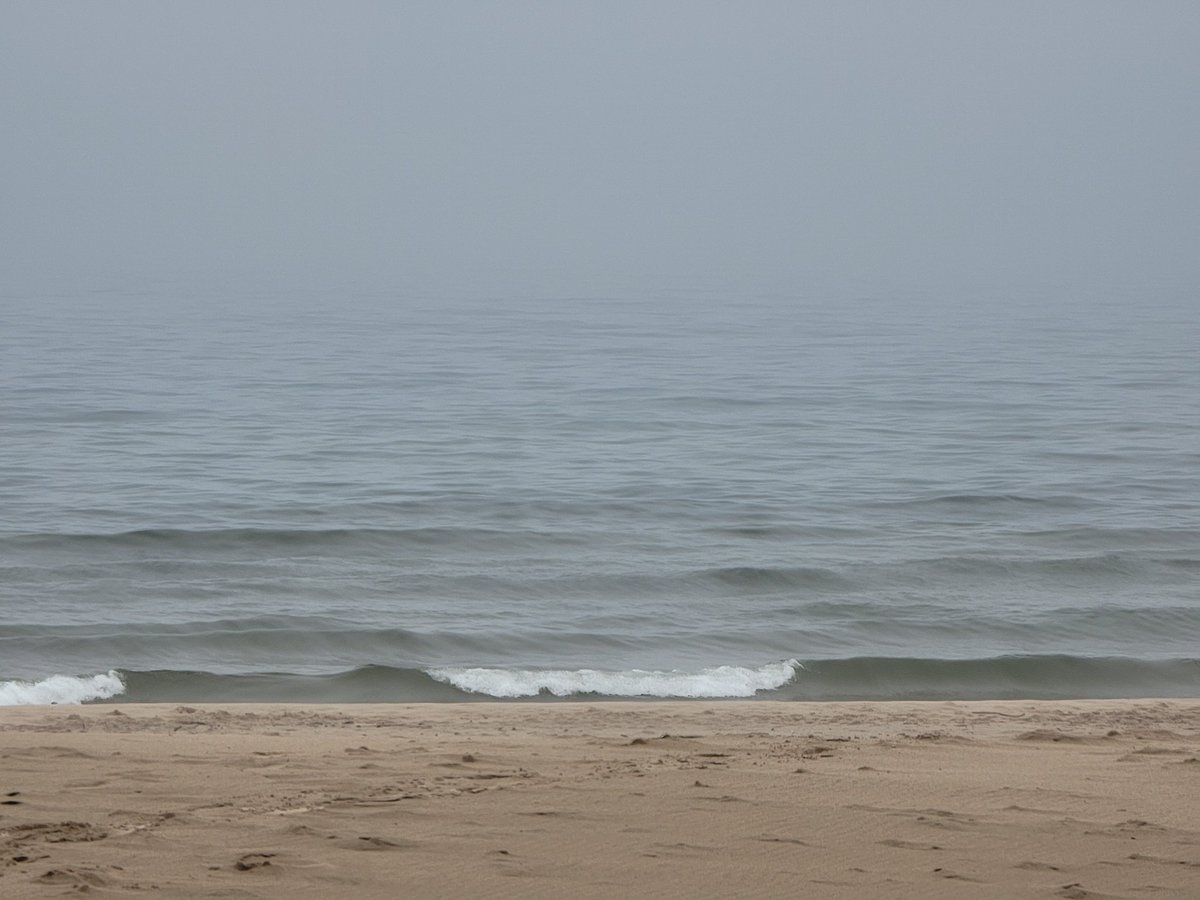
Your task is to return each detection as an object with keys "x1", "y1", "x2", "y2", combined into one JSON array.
[
  {"x1": 426, "y1": 659, "x2": 799, "y2": 698},
  {"x1": 0, "y1": 670, "x2": 126, "y2": 706}
]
